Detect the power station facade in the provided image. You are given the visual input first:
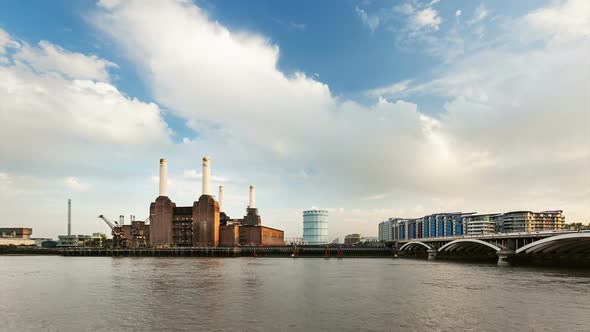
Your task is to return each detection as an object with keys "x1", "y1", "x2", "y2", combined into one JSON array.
[
  {"x1": 150, "y1": 157, "x2": 284, "y2": 247},
  {"x1": 303, "y1": 209, "x2": 329, "y2": 245}
]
